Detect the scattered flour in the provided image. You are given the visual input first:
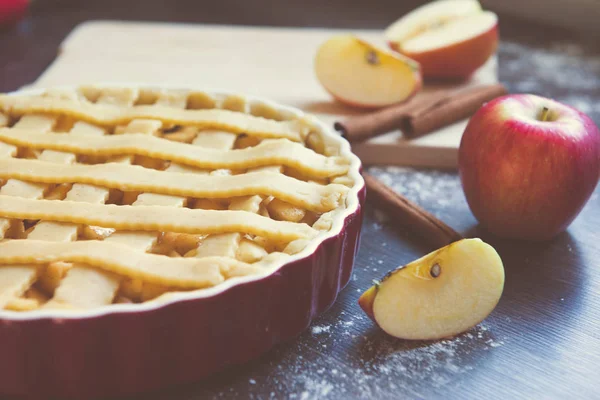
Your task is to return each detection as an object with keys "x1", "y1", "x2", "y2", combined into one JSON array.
[
  {"x1": 276, "y1": 319, "x2": 506, "y2": 400},
  {"x1": 368, "y1": 166, "x2": 464, "y2": 219},
  {"x1": 373, "y1": 210, "x2": 389, "y2": 225},
  {"x1": 299, "y1": 380, "x2": 333, "y2": 400},
  {"x1": 502, "y1": 41, "x2": 600, "y2": 92},
  {"x1": 500, "y1": 41, "x2": 600, "y2": 125},
  {"x1": 311, "y1": 325, "x2": 332, "y2": 335},
  {"x1": 239, "y1": 303, "x2": 506, "y2": 400},
  {"x1": 371, "y1": 220, "x2": 384, "y2": 231}
]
